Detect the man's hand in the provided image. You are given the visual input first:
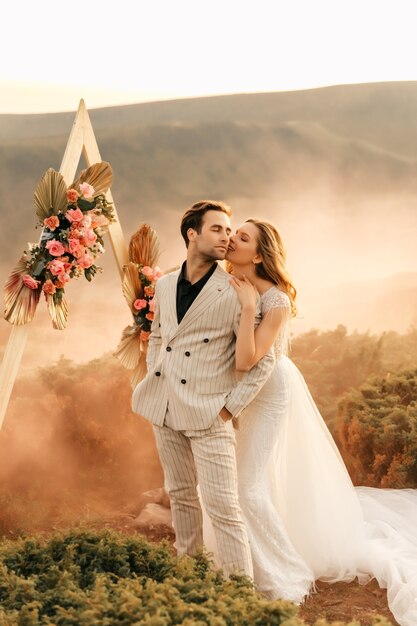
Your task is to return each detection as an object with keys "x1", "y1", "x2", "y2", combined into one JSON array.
[{"x1": 219, "y1": 406, "x2": 233, "y2": 422}]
